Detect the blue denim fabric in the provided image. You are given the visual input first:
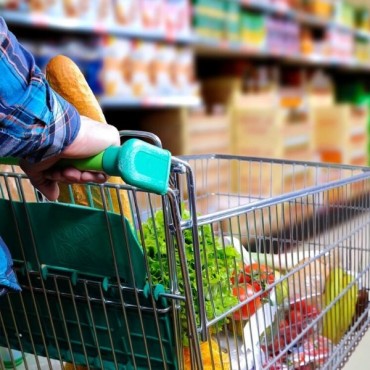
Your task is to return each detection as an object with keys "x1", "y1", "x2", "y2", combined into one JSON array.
[{"x1": 0, "y1": 237, "x2": 21, "y2": 296}]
